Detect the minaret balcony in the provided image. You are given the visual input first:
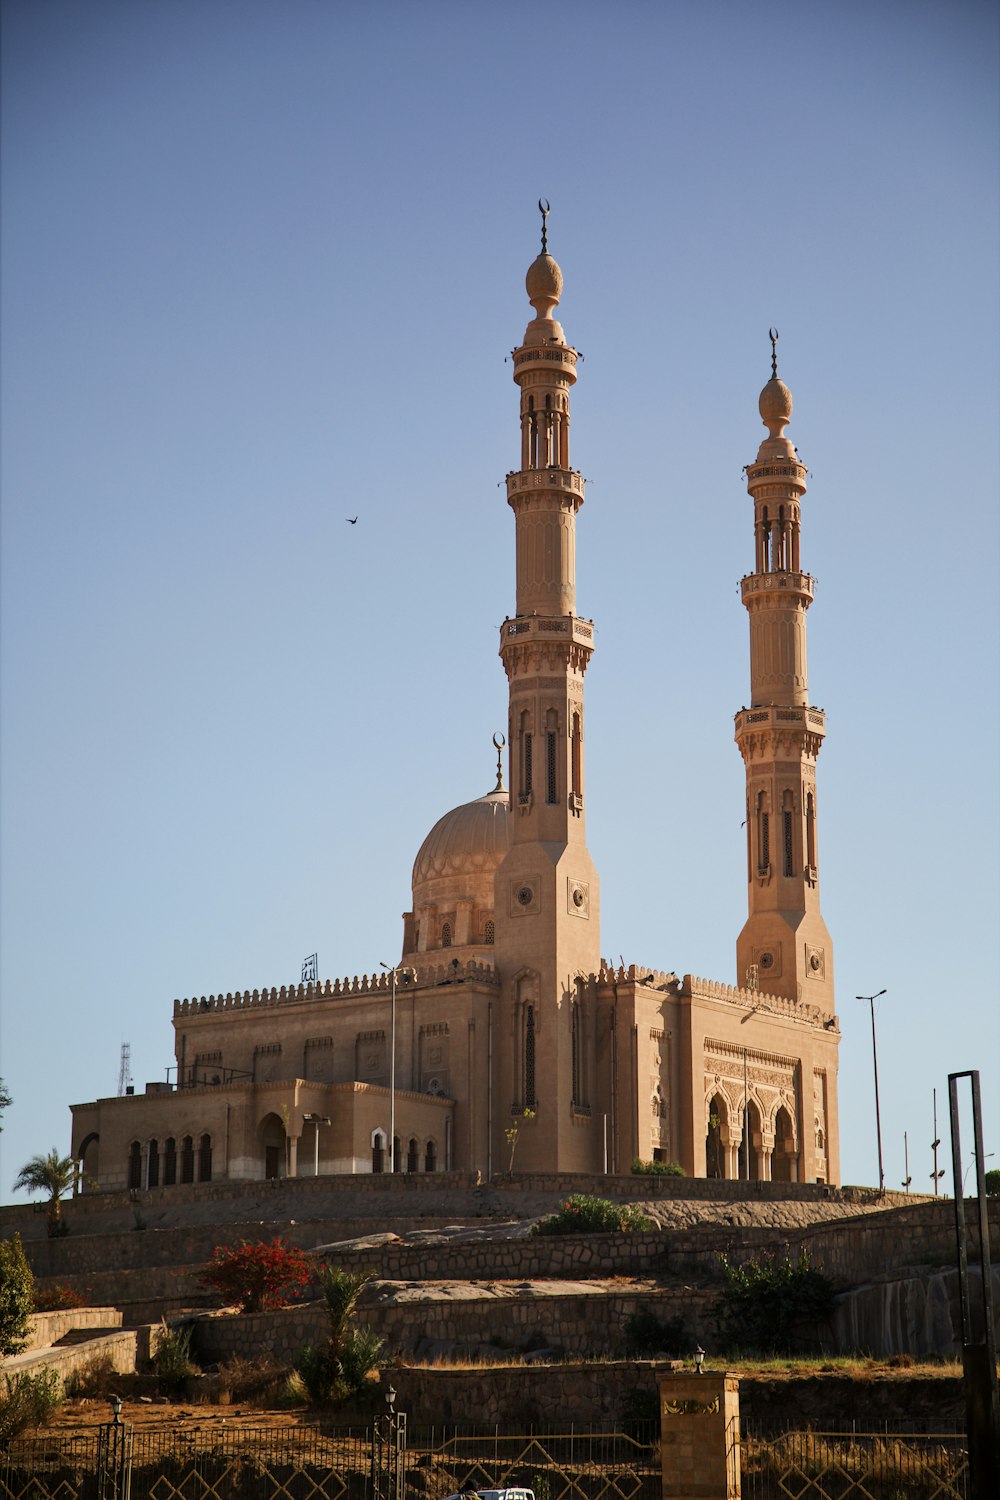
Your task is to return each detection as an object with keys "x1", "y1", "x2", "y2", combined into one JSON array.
[
  {"x1": 501, "y1": 614, "x2": 594, "y2": 647},
  {"x1": 512, "y1": 345, "x2": 579, "y2": 373},
  {"x1": 506, "y1": 468, "x2": 585, "y2": 503},
  {"x1": 734, "y1": 705, "x2": 826, "y2": 737},
  {"x1": 741, "y1": 571, "x2": 814, "y2": 604}
]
